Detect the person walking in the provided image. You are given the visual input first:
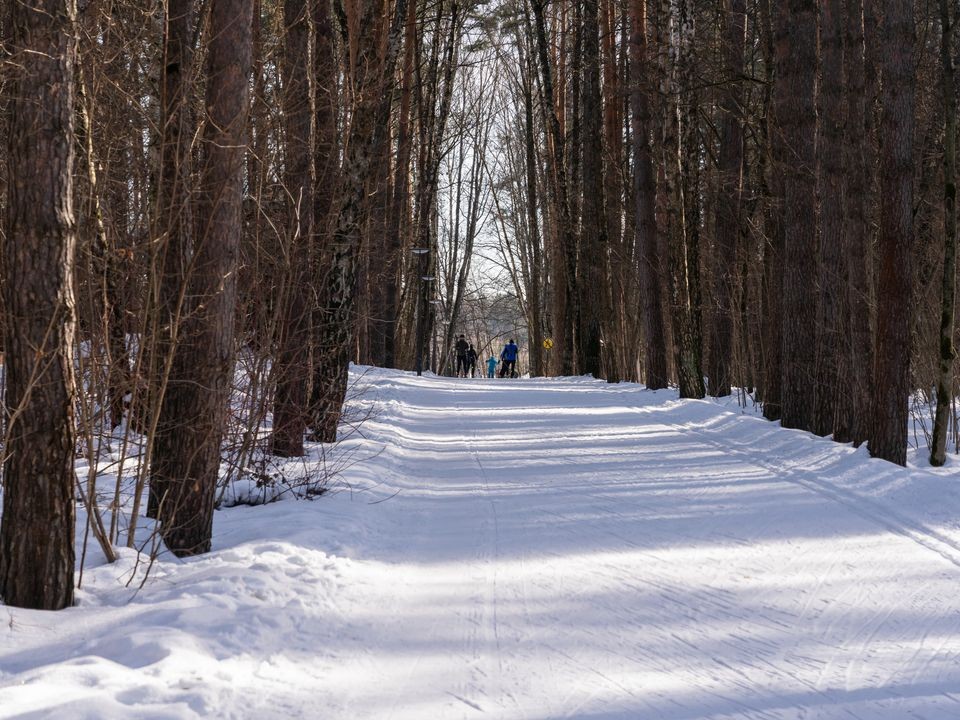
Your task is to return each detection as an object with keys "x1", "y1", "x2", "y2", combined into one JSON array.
[
  {"x1": 486, "y1": 355, "x2": 498, "y2": 378},
  {"x1": 499, "y1": 338, "x2": 519, "y2": 378},
  {"x1": 455, "y1": 334, "x2": 469, "y2": 377},
  {"x1": 467, "y1": 344, "x2": 479, "y2": 378}
]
